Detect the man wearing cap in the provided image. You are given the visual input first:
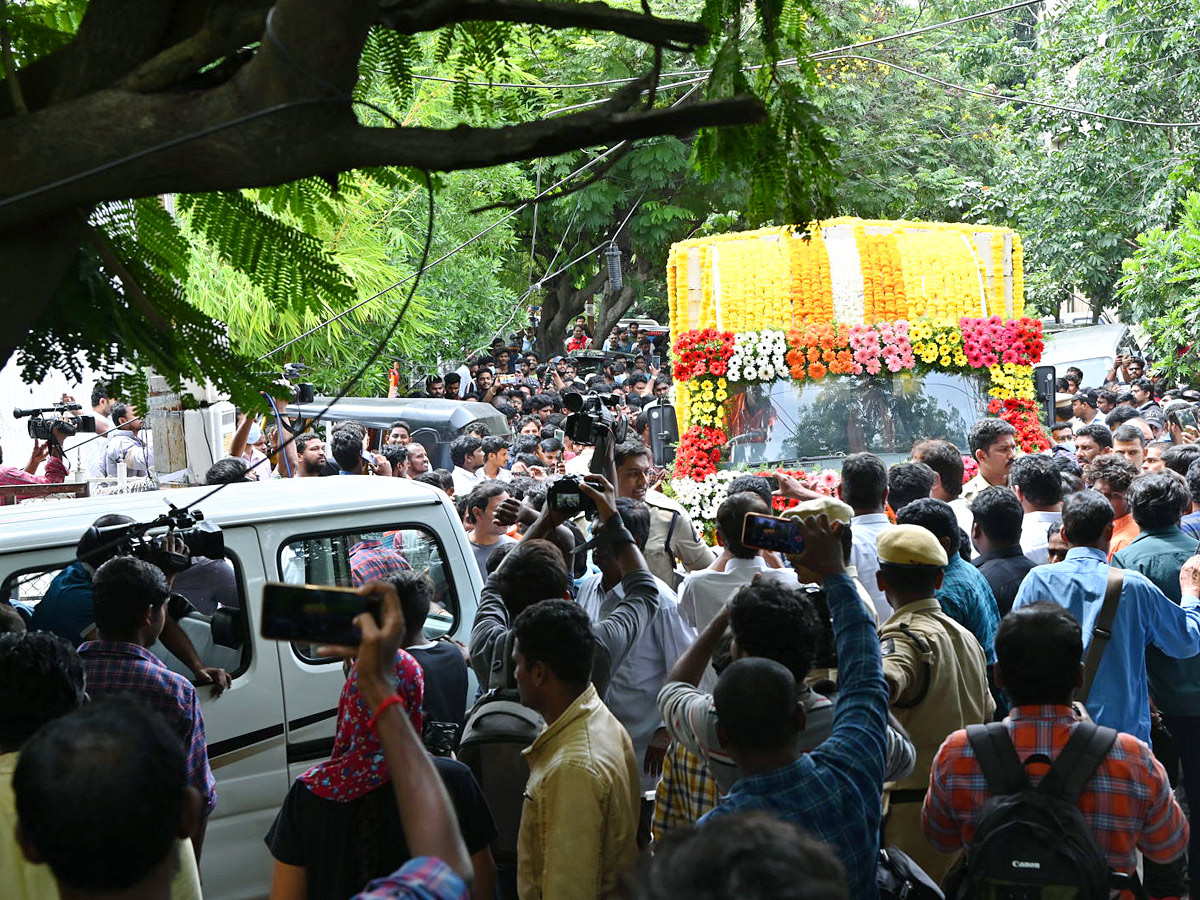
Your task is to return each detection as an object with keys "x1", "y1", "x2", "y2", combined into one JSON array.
[
  {"x1": 1071, "y1": 388, "x2": 1101, "y2": 432},
  {"x1": 876, "y1": 524, "x2": 994, "y2": 883}
]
